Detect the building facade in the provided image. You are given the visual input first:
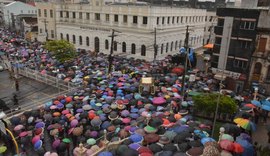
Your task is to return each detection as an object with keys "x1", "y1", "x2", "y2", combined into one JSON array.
[
  {"x1": 37, "y1": 0, "x2": 207, "y2": 61},
  {"x1": 2, "y1": 1, "x2": 37, "y2": 29},
  {"x1": 211, "y1": 7, "x2": 260, "y2": 93},
  {"x1": 249, "y1": 8, "x2": 270, "y2": 94},
  {"x1": 203, "y1": 11, "x2": 217, "y2": 45}
]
